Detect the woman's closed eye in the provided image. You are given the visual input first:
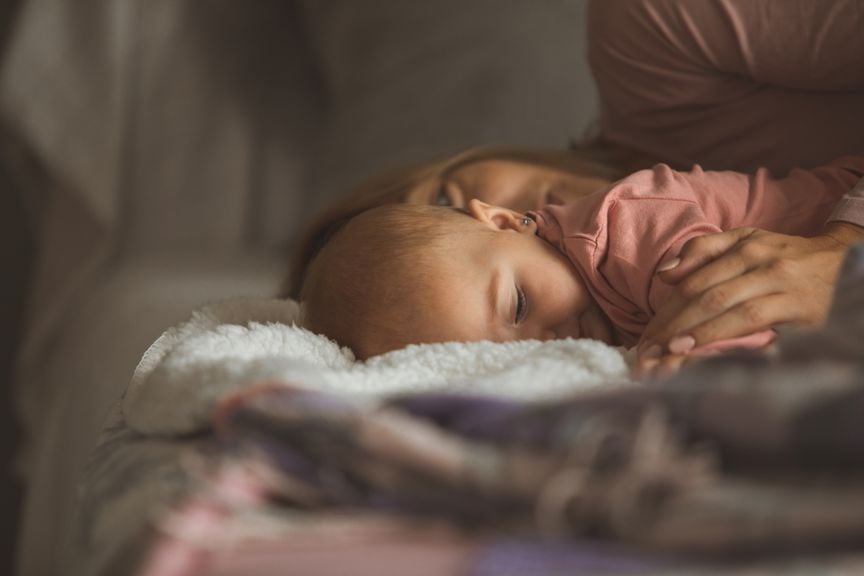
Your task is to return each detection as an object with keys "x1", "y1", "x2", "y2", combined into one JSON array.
[
  {"x1": 433, "y1": 182, "x2": 464, "y2": 208},
  {"x1": 433, "y1": 184, "x2": 453, "y2": 206},
  {"x1": 515, "y1": 285, "x2": 528, "y2": 324}
]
